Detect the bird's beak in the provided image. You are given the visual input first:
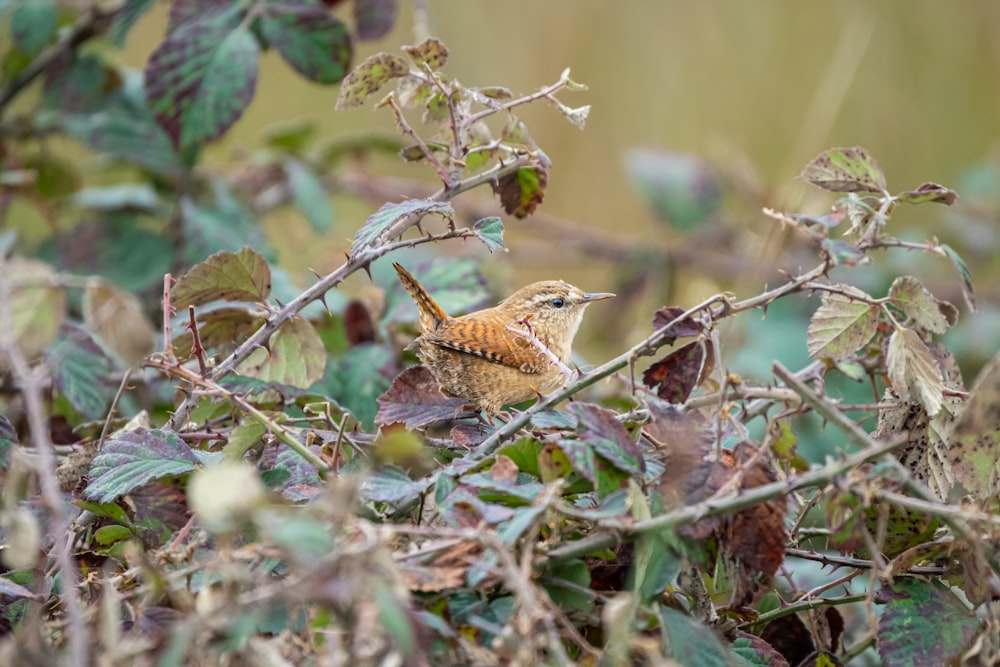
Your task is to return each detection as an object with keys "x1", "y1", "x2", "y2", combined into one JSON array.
[{"x1": 582, "y1": 292, "x2": 615, "y2": 303}]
